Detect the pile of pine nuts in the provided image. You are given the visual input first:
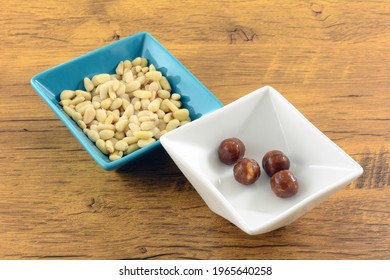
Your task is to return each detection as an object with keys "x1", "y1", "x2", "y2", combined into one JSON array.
[{"x1": 59, "y1": 57, "x2": 191, "y2": 161}]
